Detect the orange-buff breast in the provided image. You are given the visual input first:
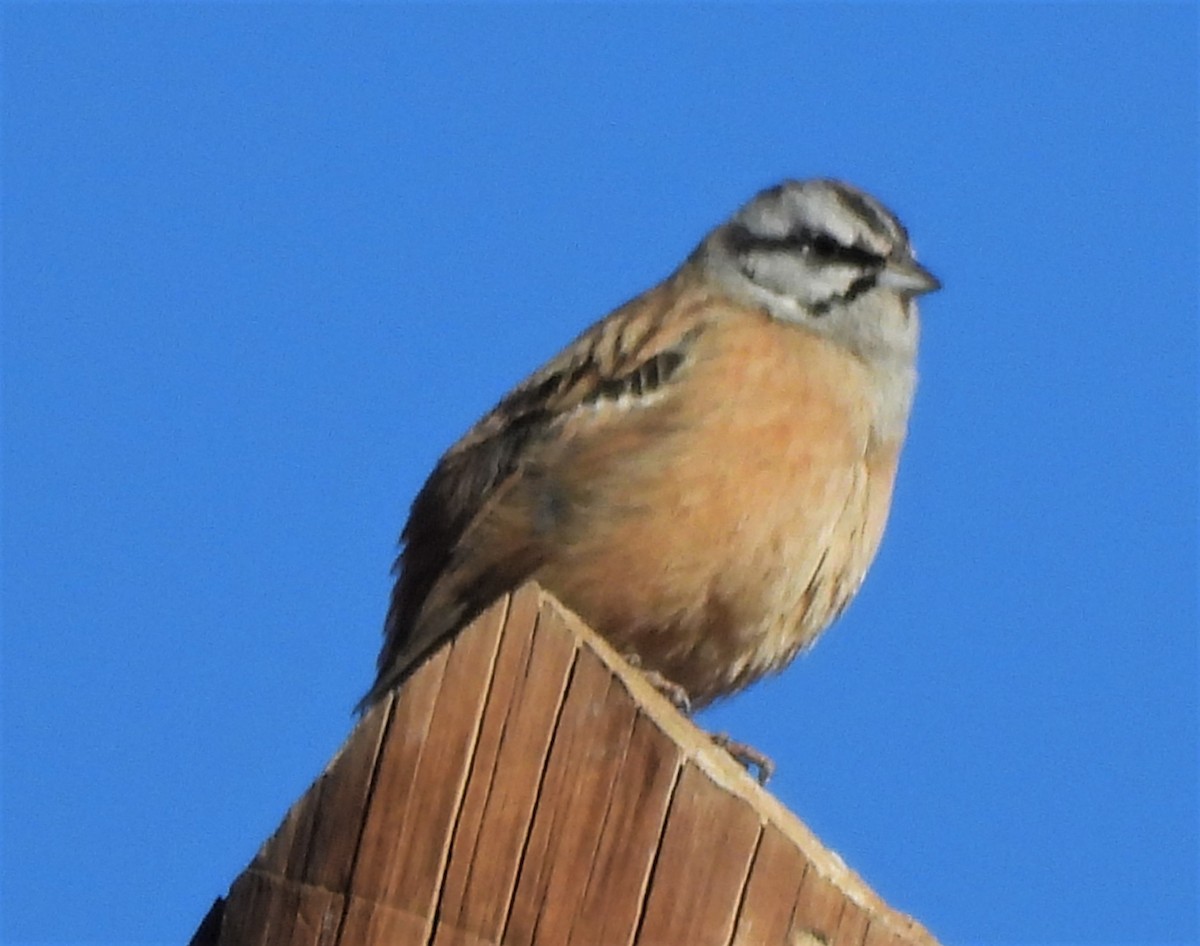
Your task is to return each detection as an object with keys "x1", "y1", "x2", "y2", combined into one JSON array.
[{"x1": 533, "y1": 307, "x2": 902, "y2": 705}]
